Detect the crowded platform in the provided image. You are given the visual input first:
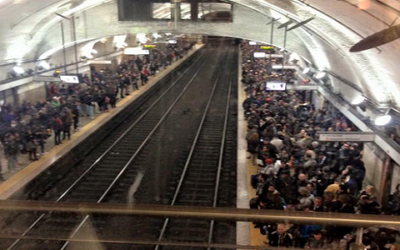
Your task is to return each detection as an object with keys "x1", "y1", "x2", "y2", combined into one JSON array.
[
  {"x1": 0, "y1": 42, "x2": 194, "y2": 181},
  {"x1": 241, "y1": 41, "x2": 400, "y2": 249}
]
